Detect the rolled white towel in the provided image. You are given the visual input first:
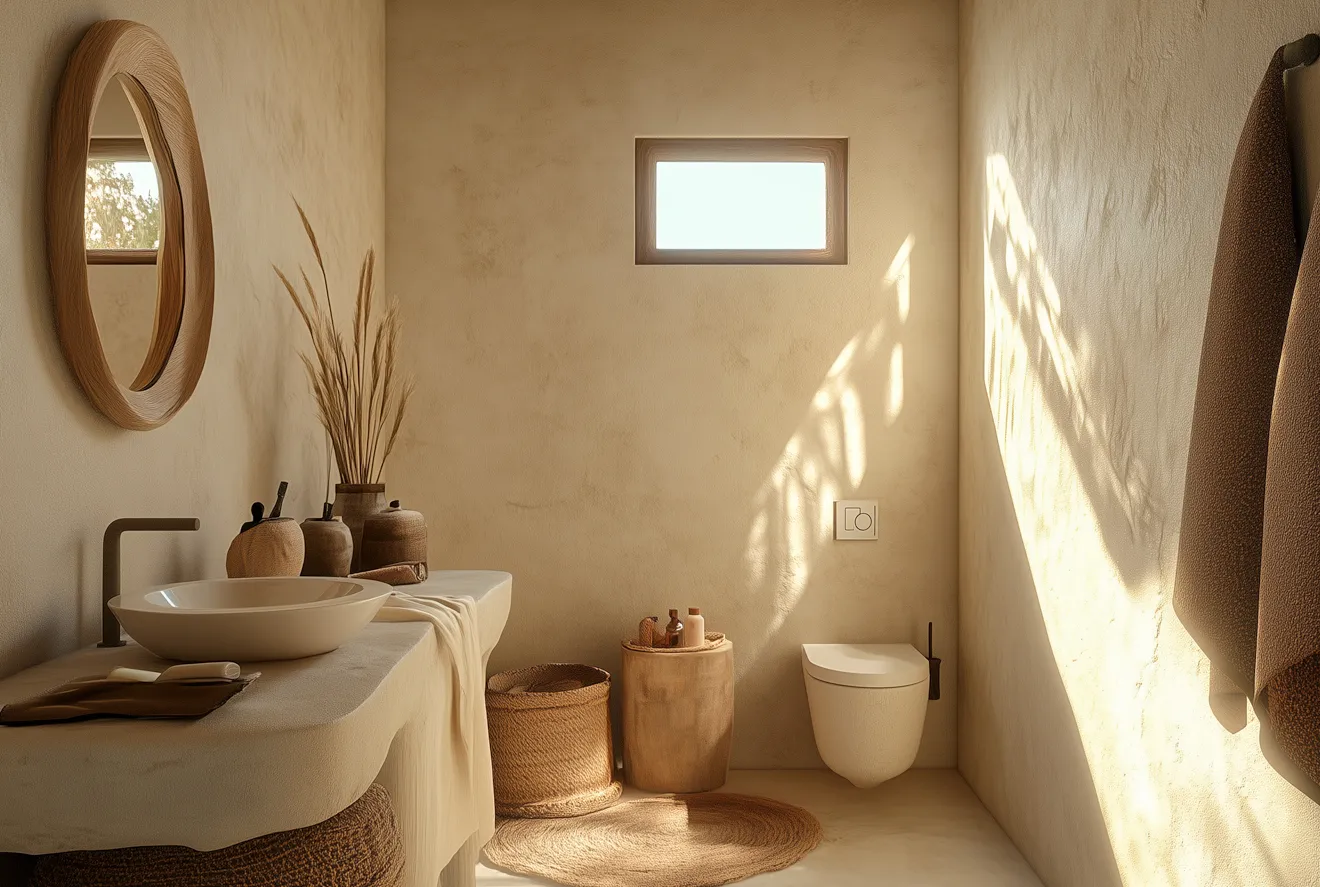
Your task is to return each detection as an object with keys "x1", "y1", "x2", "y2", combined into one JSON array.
[
  {"x1": 106, "y1": 667, "x2": 161, "y2": 683},
  {"x1": 106, "y1": 662, "x2": 242, "y2": 683}
]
